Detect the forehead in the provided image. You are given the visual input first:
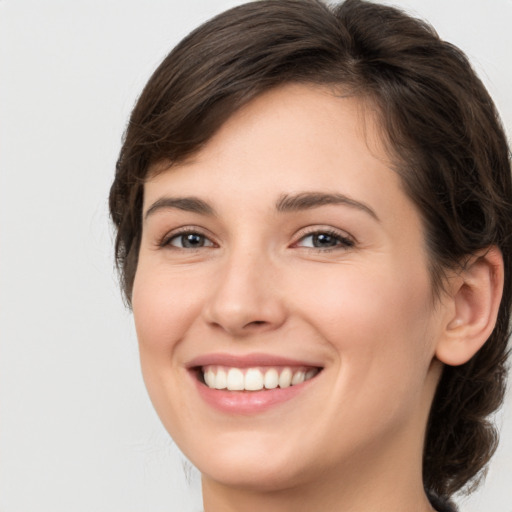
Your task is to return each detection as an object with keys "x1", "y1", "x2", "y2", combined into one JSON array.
[{"x1": 144, "y1": 84, "x2": 400, "y2": 212}]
